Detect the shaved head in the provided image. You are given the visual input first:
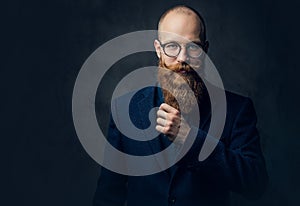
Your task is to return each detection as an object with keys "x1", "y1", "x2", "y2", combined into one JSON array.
[{"x1": 158, "y1": 5, "x2": 206, "y2": 42}]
